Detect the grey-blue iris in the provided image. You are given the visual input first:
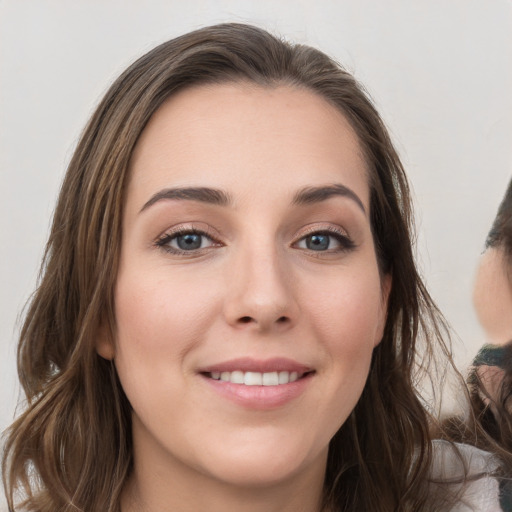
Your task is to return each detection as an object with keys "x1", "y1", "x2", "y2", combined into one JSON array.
[
  {"x1": 307, "y1": 234, "x2": 329, "y2": 251},
  {"x1": 177, "y1": 233, "x2": 202, "y2": 250}
]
